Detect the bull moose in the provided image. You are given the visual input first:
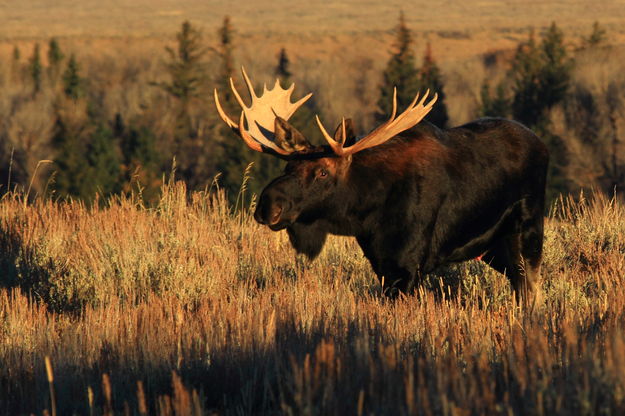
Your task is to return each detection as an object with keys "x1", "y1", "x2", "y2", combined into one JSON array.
[{"x1": 215, "y1": 68, "x2": 549, "y2": 301}]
